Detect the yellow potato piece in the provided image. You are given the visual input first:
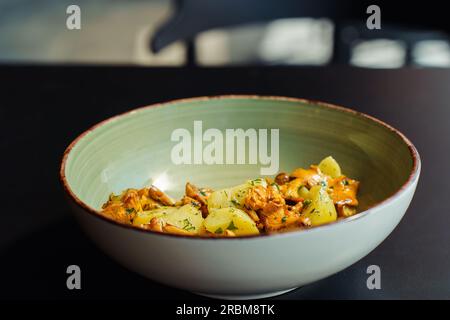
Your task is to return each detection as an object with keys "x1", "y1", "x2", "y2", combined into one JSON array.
[
  {"x1": 298, "y1": 185, "x2": 310, "y2": 199},
  {"x1": 133, "y1": 204, "x2": 203, "y2": 233},
  {"x1": 132, "y1": 207, "x2": 175, "y2": 225},
  {"x1": 204, "y1": 207, "x2": 260, "y2": 236},
  {"x1": 318, "y1": 156, "x2": 342, "y2": 179},
  {"x1": 302, "y1": 185, "x2": 337, "y2": 226}
]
